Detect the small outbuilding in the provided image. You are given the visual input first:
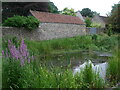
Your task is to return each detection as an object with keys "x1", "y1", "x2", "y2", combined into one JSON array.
[
  {"x1": 2, "y1": 10, "x2": 86, "y2": 41},
  {"x1": 92, "y1": 15, "x2": 108, "y2": 28},
  {"x1": 29, "y1": 10, "x2": 86, "y2": 40}
]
